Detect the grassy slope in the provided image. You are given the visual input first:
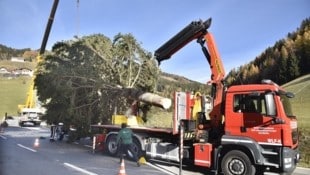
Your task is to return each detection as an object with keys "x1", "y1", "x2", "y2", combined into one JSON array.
[
  {"x1": 0, "y1": 60, "x2": 35, "y2": 119},
  {"x1": 282, "y1": 74, "x2": 310, "y2": 128},
  {"x1": 0, "y1": 77, "x2": 31, "y2": 118},
  {"x1": 282, "y1": 74, "x2": 310, "y2": 167},
  {"x1": 0, "y1": 60, "x2": 36, "y2": 71}
]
